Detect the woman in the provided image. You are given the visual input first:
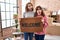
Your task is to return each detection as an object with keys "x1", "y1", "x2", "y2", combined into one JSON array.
[
  {"x1": 23, "y1": 2, "x2": 34, "y2": 40},
  {"x1": 34, "y1": 6, "x2": 48, "y2": 40}
]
